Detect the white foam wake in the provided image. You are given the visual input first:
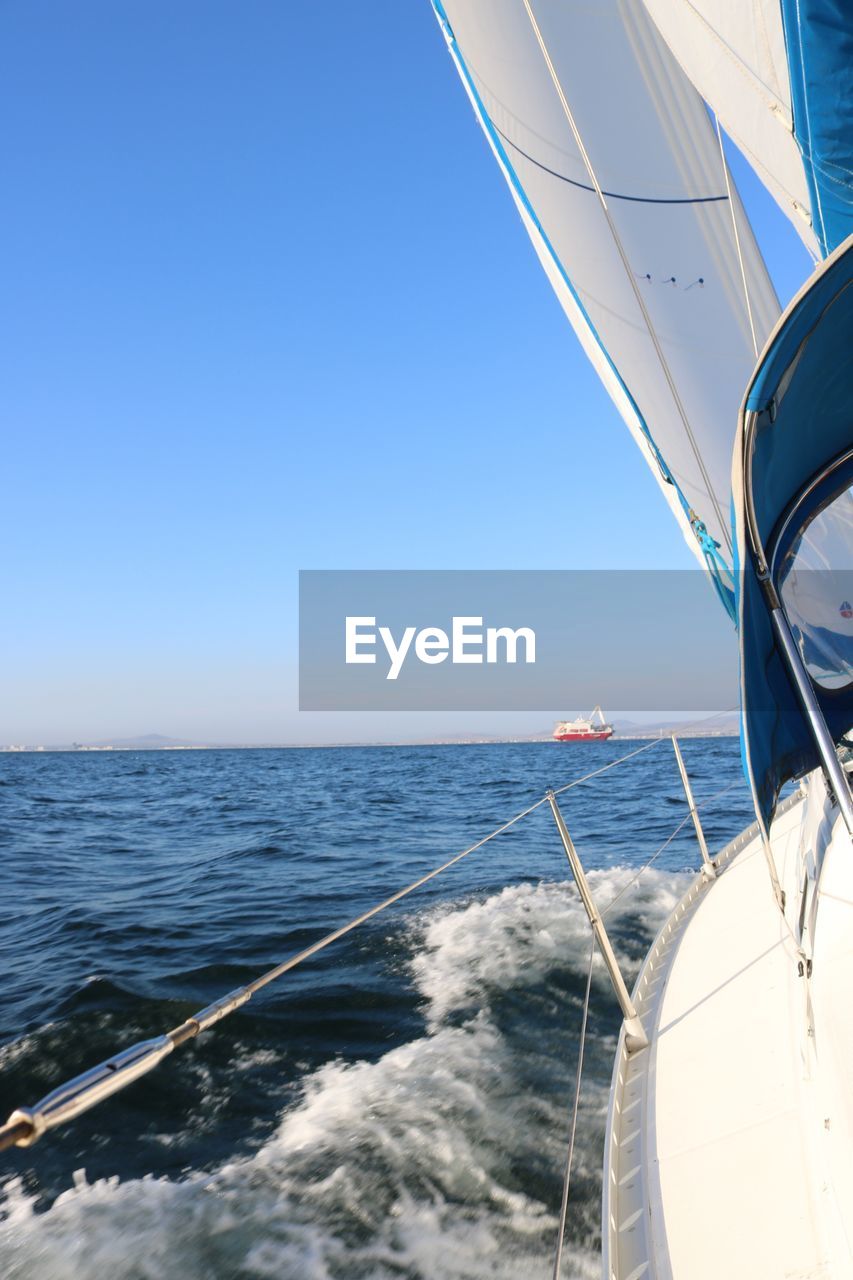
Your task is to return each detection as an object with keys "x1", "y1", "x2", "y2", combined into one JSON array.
[
  {"x1": 412, "y1": 869, "x2": 687, "y2": 1025},
  {"x1": 0, "y1": 870, "x2": 687, "y2": 1279}
]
